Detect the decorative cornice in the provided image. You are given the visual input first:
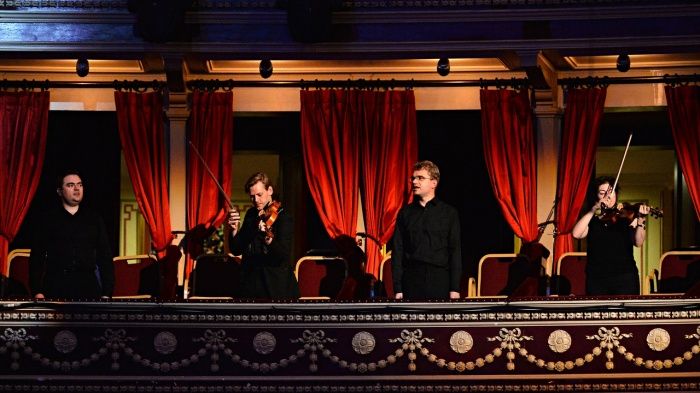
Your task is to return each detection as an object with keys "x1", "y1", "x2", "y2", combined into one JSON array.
[{"x1": 2, "y1": 35, "x2": 699, "y2": 59}]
